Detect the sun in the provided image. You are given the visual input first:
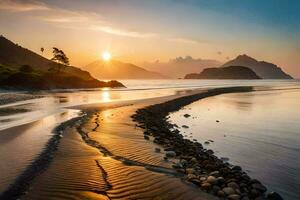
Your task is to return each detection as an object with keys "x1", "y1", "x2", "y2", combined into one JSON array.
[{"x1": 102, "y1": 51, "x2": 112, "y2": 61}]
